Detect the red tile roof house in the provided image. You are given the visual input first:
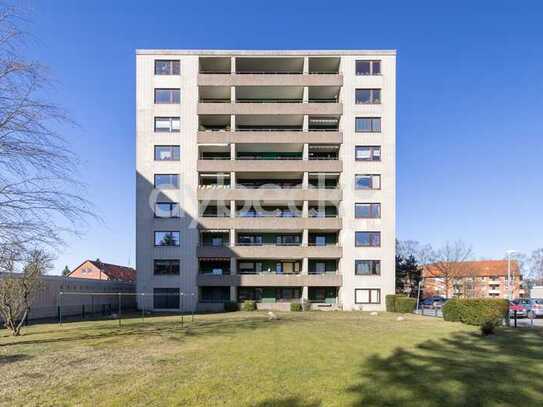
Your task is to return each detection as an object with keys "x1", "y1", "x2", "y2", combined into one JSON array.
[
  {"x1": 67, "y1": 260, "x2": 136, "y2": 283},
  {"x1": 422, "y1": 260, "x2": 524, "y2": 299}
]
